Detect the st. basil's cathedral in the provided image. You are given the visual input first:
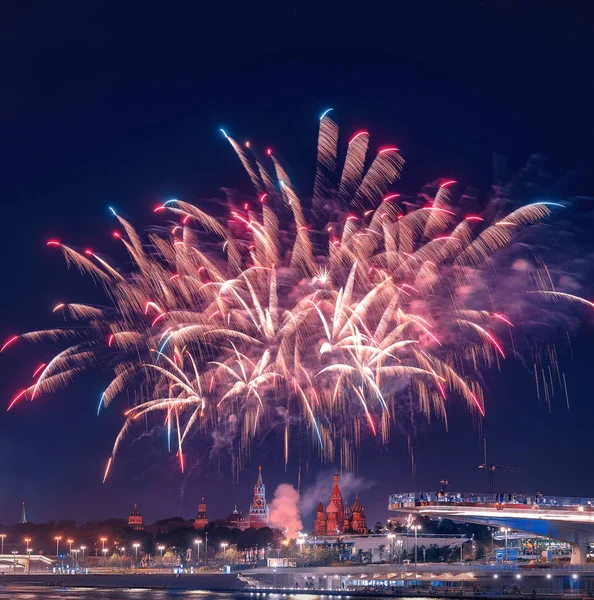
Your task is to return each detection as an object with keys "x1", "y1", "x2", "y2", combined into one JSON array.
[{"x1": 313, "y1": 473, "x2": 368, "y2": 535}]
